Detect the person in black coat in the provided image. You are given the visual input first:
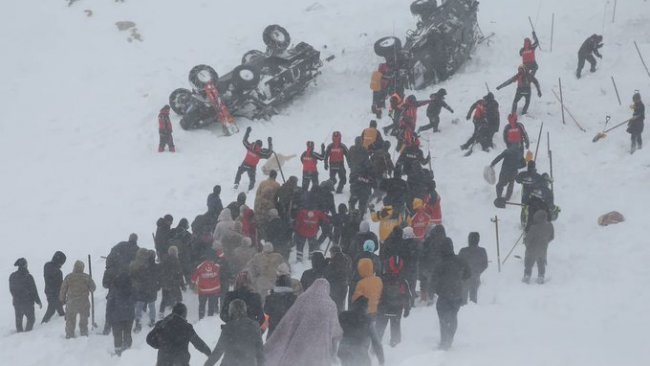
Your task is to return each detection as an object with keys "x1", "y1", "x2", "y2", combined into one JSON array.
[
  {"x1": 41, "y1": 251, "x2": 66, "y2": 323},
  {"x1": 155, "y1": 214, "x2": 174, "y2": 260},
  {"x1": 102, "y1": 233, "x2": 140, "y2": 334},
  {"x1": 264, "y1": 209, "x2": 293, "y2": 261},
  {"x1": 300, "y1": 252, "x2": 328, "y2": 291},
  {"x1": 9, "y1": 258, "x2": 42, "y2": 332},
  {"x1": 432, "y1": 238, "x2": 471, "y2": 350},
  {"x1": 490, "y1": 145, "x2": 526, "y2": 201},
  {"x1": 418, "y1": 88, "x2": 454, "y2": 133},
  {"x1": 376, "y1": 255, "x2": 412, "y2": 347},
  {"x1": 264, "y1": 275, "x2": 297, "y2": 338},
  {"x1": 348, "y1": 136, "x2": 370, "y2": 174},
  {"x1": 338, "y1": 297, "x2": 385, "y2": 366},
  {"x1": 496, "y1": 66, "x2": 541, "y2": 115},
  {"x1": 576, "y1": 34, "x2": 603, "y2": 78},
  {"x1": 206, "y1": 185, "x2": 223, "y2": 217},
  {"x1": 220, "y1": 271, "x2": 265, "y2": 325},
  {"x1": 107, "y1": 272, "x2": 136, "y2": 355},
  {"x1": 206, "y1": 299, "x2": 264, "y2": 366},
  {"x1": 419, "y1": 225, "x2": 445, "y2": 305},
  {"x1": 348, "y1": 163, "x2": 375, "y2": 215},
  {"x1": 130, "y1": 249, "x2": 160, "y2": 331},
  {"x1": 348, "y1": 221, "x2": 379, "y2": 259},
  {"x1": 227, "y1": 192, "x2": 247, "y2": 220},
  {"x1": 484, "y1": 92, "x2": 500, "y2": 144},
  {"x1": 325, "y1": 246, "x2": 352, "y2": 312},
  {"x1": 147, "y1": 303, "x2": 211, "y2": 366},
  {"x1": 458, "y1": 232, "x2": 488, "y2": 304},
  {"x1": 628, "y1": 92, "x2": 645, "y2": 154}
]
